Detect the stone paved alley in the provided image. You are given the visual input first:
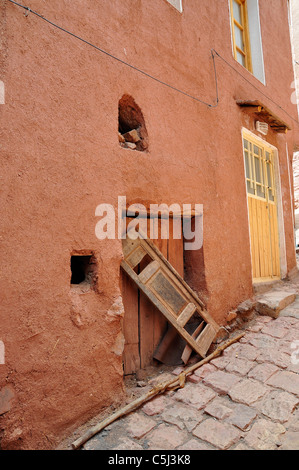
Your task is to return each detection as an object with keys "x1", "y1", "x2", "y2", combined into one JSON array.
[{"x1": 64, "y1": 277, "x2": 299, "y2": 451}]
